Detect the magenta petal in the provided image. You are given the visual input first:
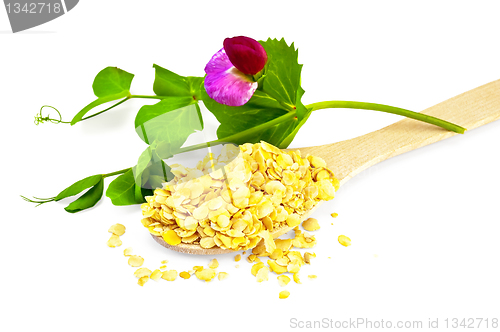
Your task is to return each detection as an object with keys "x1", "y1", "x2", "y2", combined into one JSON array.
[
  {"x1": 223, "y1": 36, "x2": 267, "y2": 75},
  {"x1": 204, "y1": 48, "x2": 257, "y2": 107}
]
